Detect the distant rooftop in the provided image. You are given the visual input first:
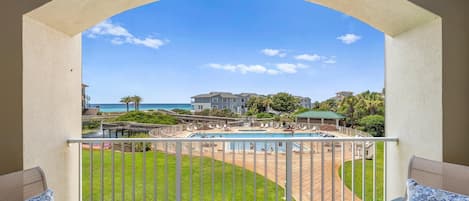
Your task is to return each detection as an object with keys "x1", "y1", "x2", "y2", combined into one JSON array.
[
  {"x1": 192, "y1": 92, "x2": 239, "y2": 99},
  {"x1": 295, "y1": 111, "x2": 345, "y2": 119}
]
